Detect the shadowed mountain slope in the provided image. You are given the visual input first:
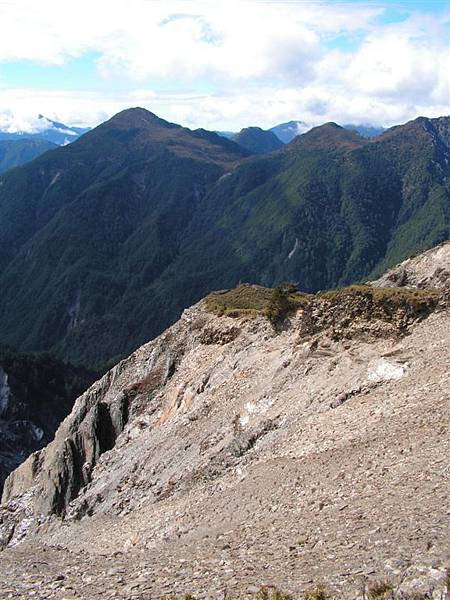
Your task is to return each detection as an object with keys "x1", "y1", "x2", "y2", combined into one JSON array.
[
  {"x1": 0, "y1": 139, "x2": 57, "y2": 174},
  {"x1": 0, "y1": 346, "x2": 95, "y2": 493}
]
